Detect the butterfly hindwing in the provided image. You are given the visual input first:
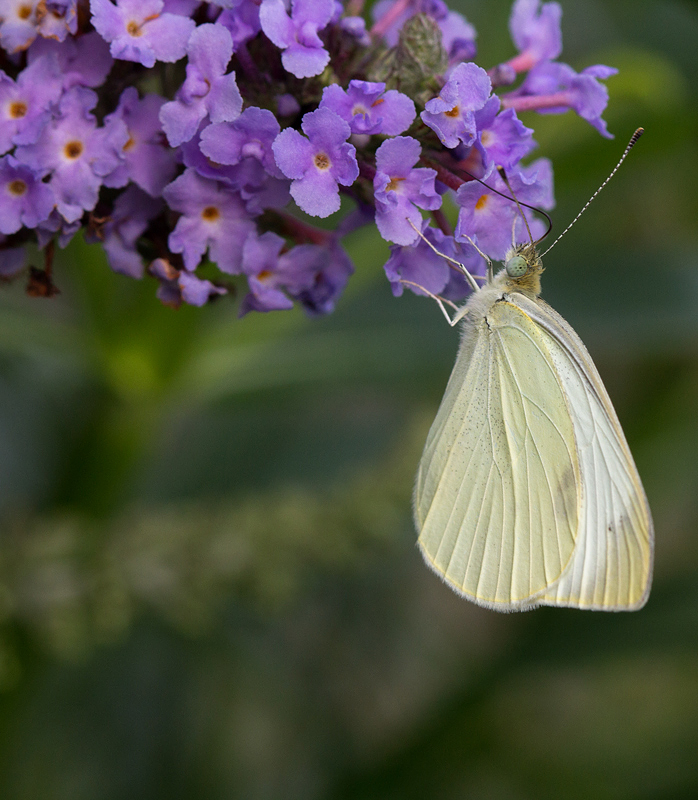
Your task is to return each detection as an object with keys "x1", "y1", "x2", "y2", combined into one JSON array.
[{"x1": 513, "y1": 295, "x2": 654, "y2": 609}]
